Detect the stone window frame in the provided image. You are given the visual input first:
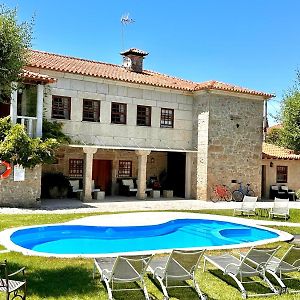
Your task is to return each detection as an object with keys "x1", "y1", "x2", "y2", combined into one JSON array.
[
  {"x1": 52, "y1": 95, "x2": 71, "y2": 120},
  {"x1": 82, "y1": 99, "x2": 100, "y2": 122},
  {"x1": 137, "y1": 105, "x2": 151, "y2": 126},
  {"x1": 160, "y1": 108, "x2": 174, "y2": 128},
  {"x1": 69, "y1": 159, "x2": 84, "y2": 178},
  {"x1": 276, "y1": 166, "x2": 288, "y2": 183},
  {"x1": 118, "y1": 160, "x2": 132, "y2": 177},
  {"x1": 111, "y1": 102, "x2": 127, "y2": 124}
]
